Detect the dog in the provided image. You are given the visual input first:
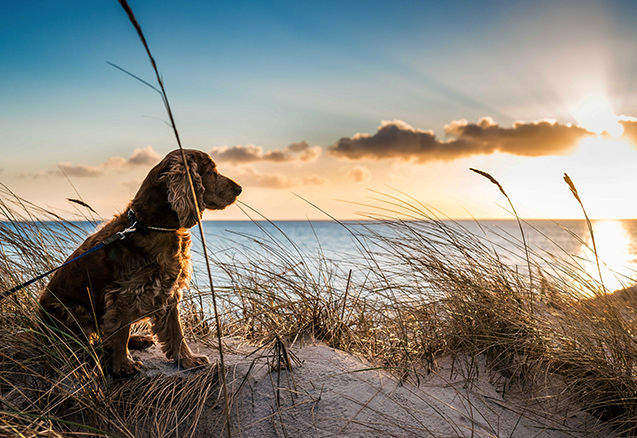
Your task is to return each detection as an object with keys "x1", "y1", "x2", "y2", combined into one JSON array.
[{"x1": 38, "y1": 149, "x2": 241, "y2": 376}]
